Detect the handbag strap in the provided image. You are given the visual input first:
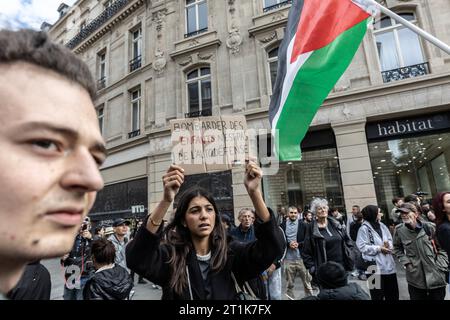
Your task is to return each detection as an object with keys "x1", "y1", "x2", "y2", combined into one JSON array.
[
  {"x1": 186, "y1": 266, "x2": 194, "y2": 300},
  {"x1": 230, "y1": 272, "x2": 241, "y2": 294},
  {"x1": 363, "y1": 224, "x2": 375, "y2": 245},
  {"x1": 230, "y1": 272, "x2": 257, "y2": 299}
]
